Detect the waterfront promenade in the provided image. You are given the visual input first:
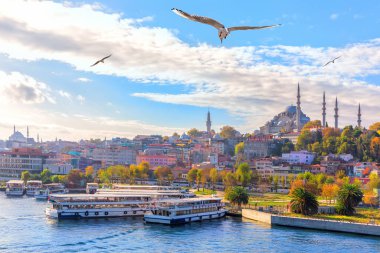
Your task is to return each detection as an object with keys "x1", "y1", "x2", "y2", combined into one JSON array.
[{"x1": 242, "y1": 209, "x2": 380, "y2": 236}]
